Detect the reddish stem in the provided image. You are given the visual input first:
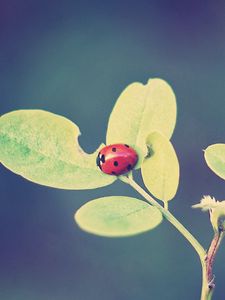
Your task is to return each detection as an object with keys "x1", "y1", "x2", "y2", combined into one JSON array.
[{"x1": 205, "y1": 226, "x2": 224, "y2": 298}]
